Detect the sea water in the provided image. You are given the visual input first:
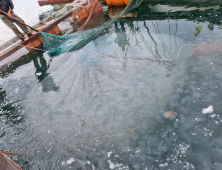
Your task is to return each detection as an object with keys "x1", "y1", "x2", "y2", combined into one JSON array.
[{"x1": 1, "y1": 2, "x2": 222, "y2": 170}]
